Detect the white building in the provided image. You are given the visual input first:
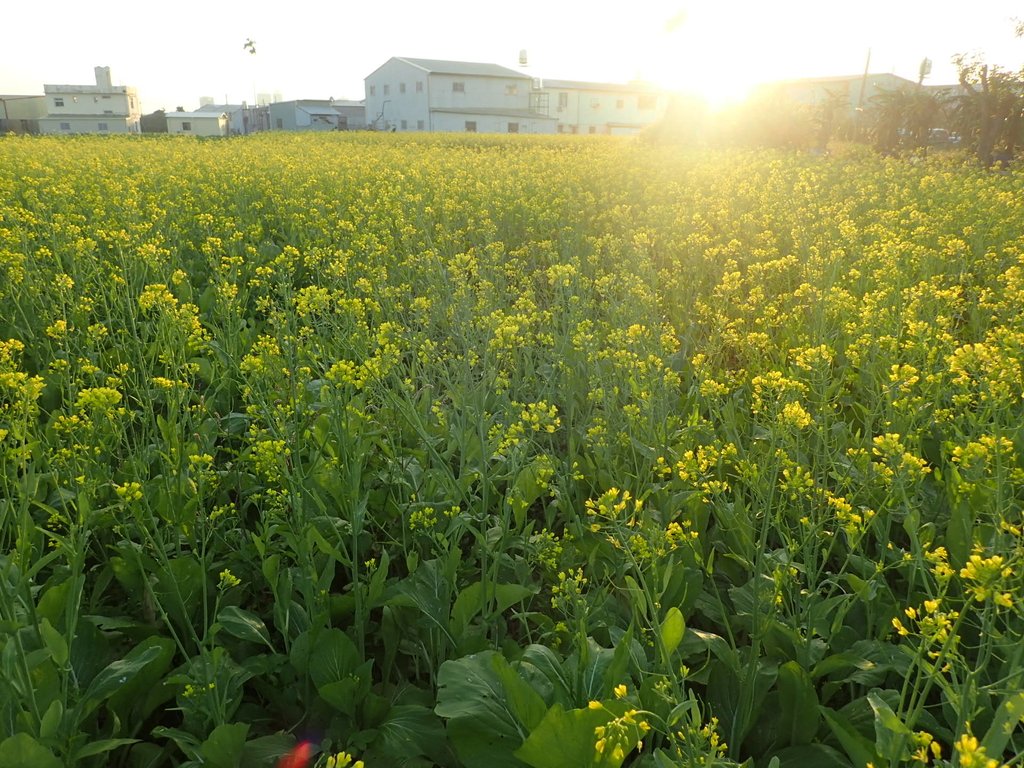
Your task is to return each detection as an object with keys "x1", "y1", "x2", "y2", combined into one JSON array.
[
  {"x1": 38, "y1": 66, "x2": 141, "y2": 135},
  {"x1": 364, "y1": 57, "x2": 556, "y2": 134},
  {"x1": 538, "y1": 79, "x2": 668, "y2": 135},
  {"x1": 0, "y1": 95, "x2": 47, "y2": 133},
  {"x1": 269, "y1": 99, "x2": 366, "y2": 131},
  {"x1": 196, "y1": 103, "x2": 269, "y2": 135},
  {"x1": 166, "y1": 110, "x2": 229, "y2": 137}
]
